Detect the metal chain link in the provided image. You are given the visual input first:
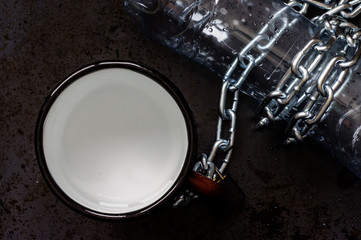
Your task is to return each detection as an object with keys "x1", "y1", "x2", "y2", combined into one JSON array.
[
  {"x1": 174, "y1": 0, "x2": 361, "y2": 207},
  {"x1": 307, "y1": 0, "x2": 361, "y2": 19},
  {"x1": 174, "y1": 8, "x2": 289, "y2": 207},
  {"x1": 196, "y1": 16, "x2": 289, "y2": 181},
  {"x1": 257, "y1": 1, "x2": 361, "y2": 143},
  {"x1": 287, "y1": 0, "x2": 361, "y2": 18},
  {"x1": 287, "y1": 0, "x2": 310, "y2": 14}
]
